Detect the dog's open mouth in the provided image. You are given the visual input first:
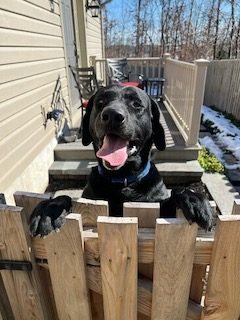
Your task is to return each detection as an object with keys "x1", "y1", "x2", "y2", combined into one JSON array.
[{"x1": 96, "y1": 134, "x2": 138, "y2": 170}]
